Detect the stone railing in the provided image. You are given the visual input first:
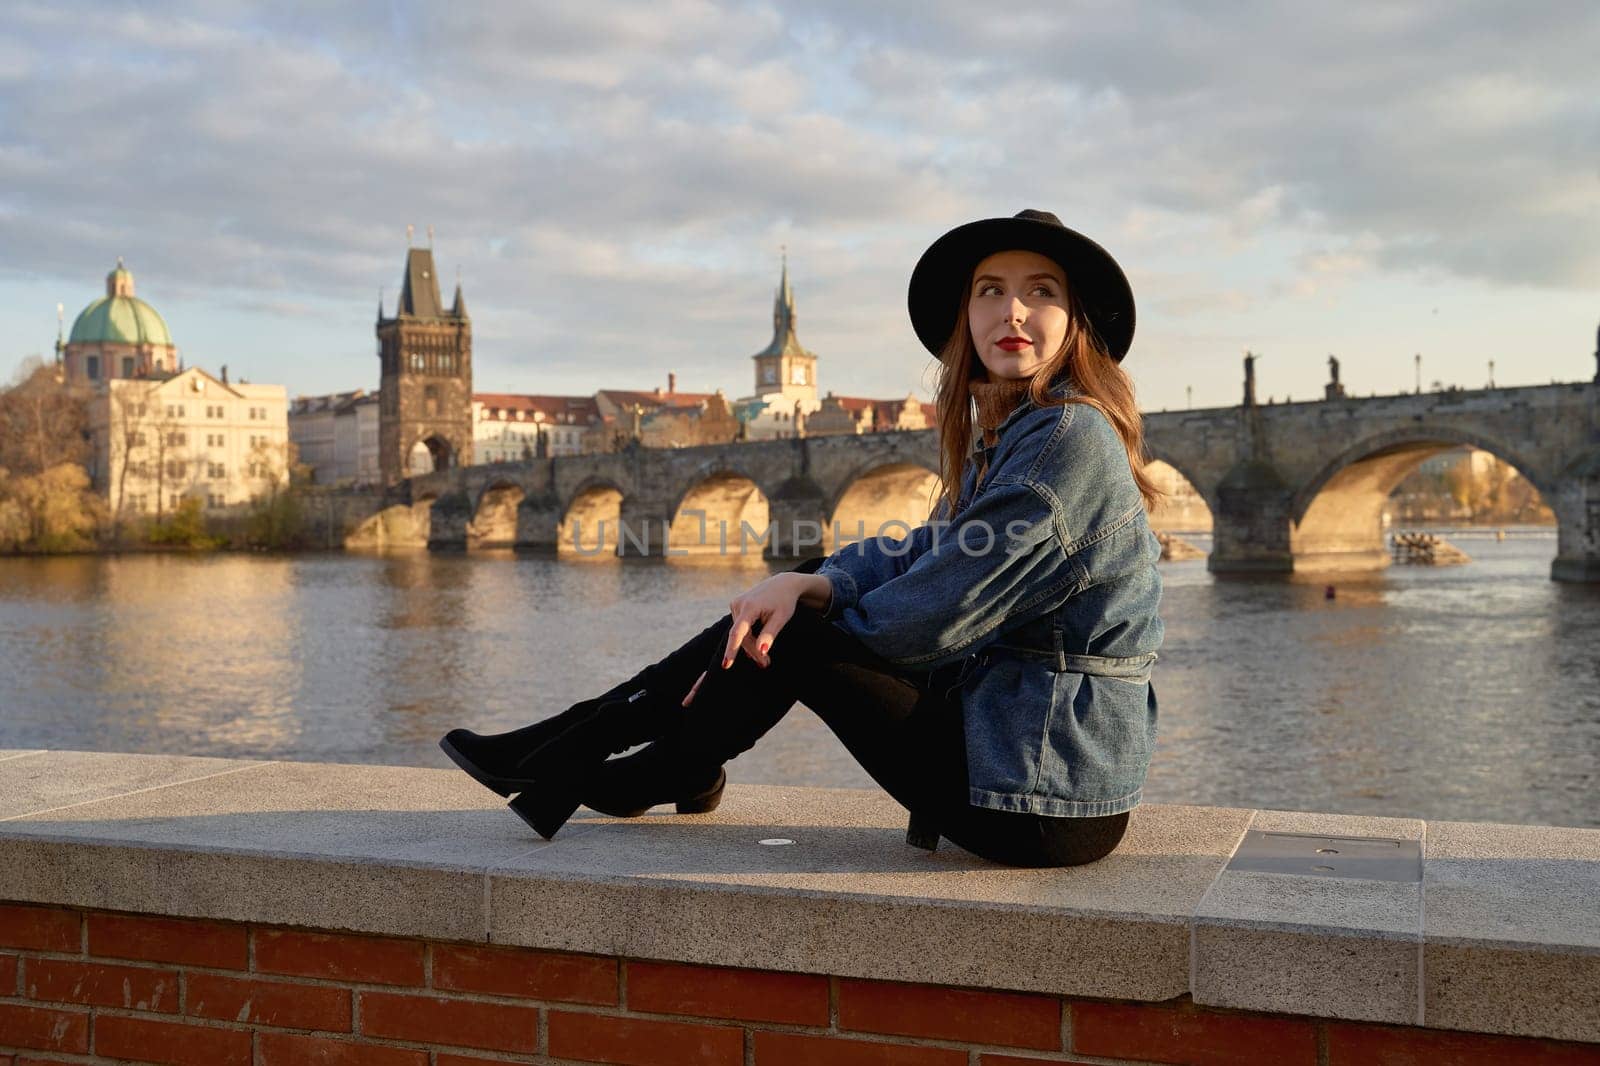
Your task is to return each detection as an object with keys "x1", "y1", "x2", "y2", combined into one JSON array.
[{"x1": 0, "y1": 749, "x2": 1596, "y2": 1064}]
